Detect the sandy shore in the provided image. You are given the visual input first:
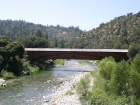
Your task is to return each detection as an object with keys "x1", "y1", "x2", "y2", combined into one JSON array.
[{"x1": 43, "y1": 72, "x2": 89, "y2": 105}]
